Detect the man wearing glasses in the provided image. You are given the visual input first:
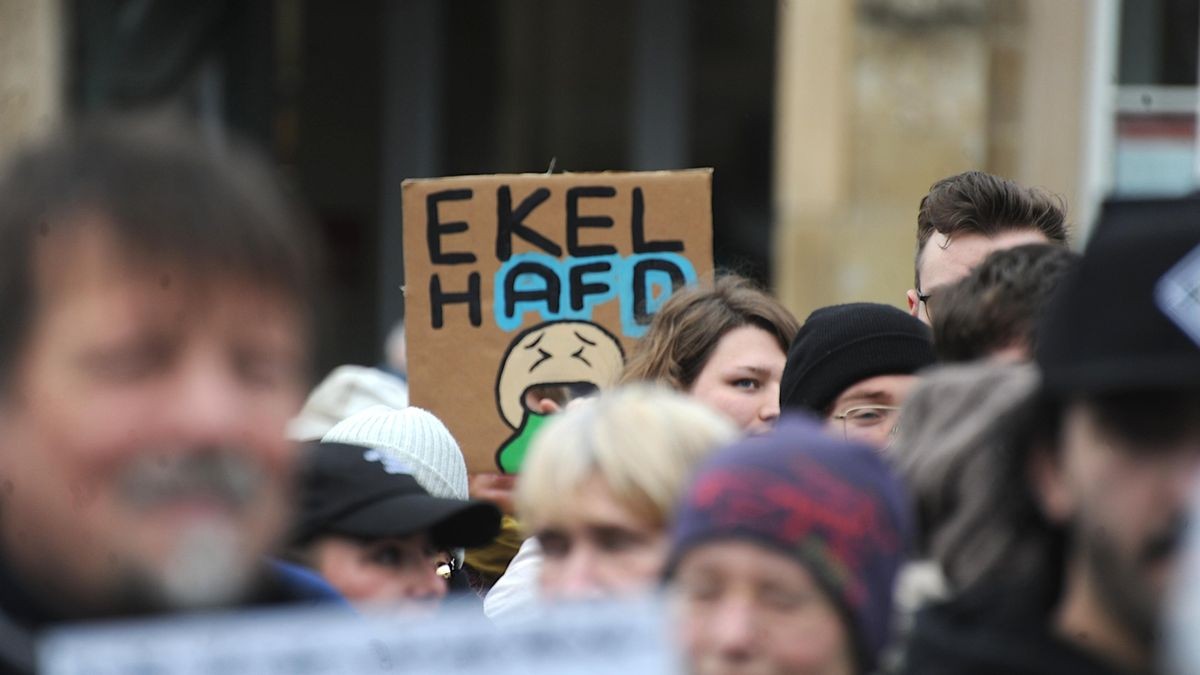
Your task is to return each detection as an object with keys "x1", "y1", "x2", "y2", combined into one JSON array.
[
  {"x1": 779, "y1": 303, "x2": 935, "y2": 449},
  {"x1": 906, "y1": 171, "x2": 1069, "y2": 325}
]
